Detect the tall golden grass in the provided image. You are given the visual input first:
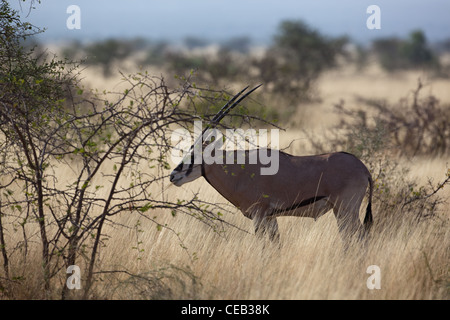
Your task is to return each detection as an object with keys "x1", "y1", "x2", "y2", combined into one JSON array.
[
  {"x1": 1, "y1": 63, "x2": 449, "y2": 300},
  {"x1": 88, "y1": 152, "x2": 448, "y2": 300}
]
